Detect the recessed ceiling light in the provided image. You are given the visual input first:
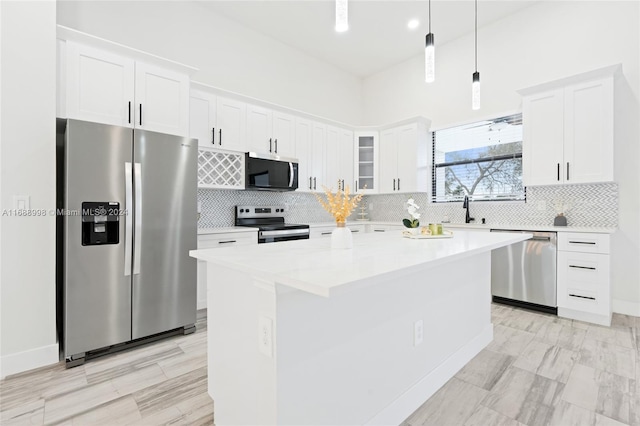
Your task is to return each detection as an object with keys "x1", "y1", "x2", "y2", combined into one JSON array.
[{"x1": 408, "y1": 19, "x2": 420, "y2": 30}]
